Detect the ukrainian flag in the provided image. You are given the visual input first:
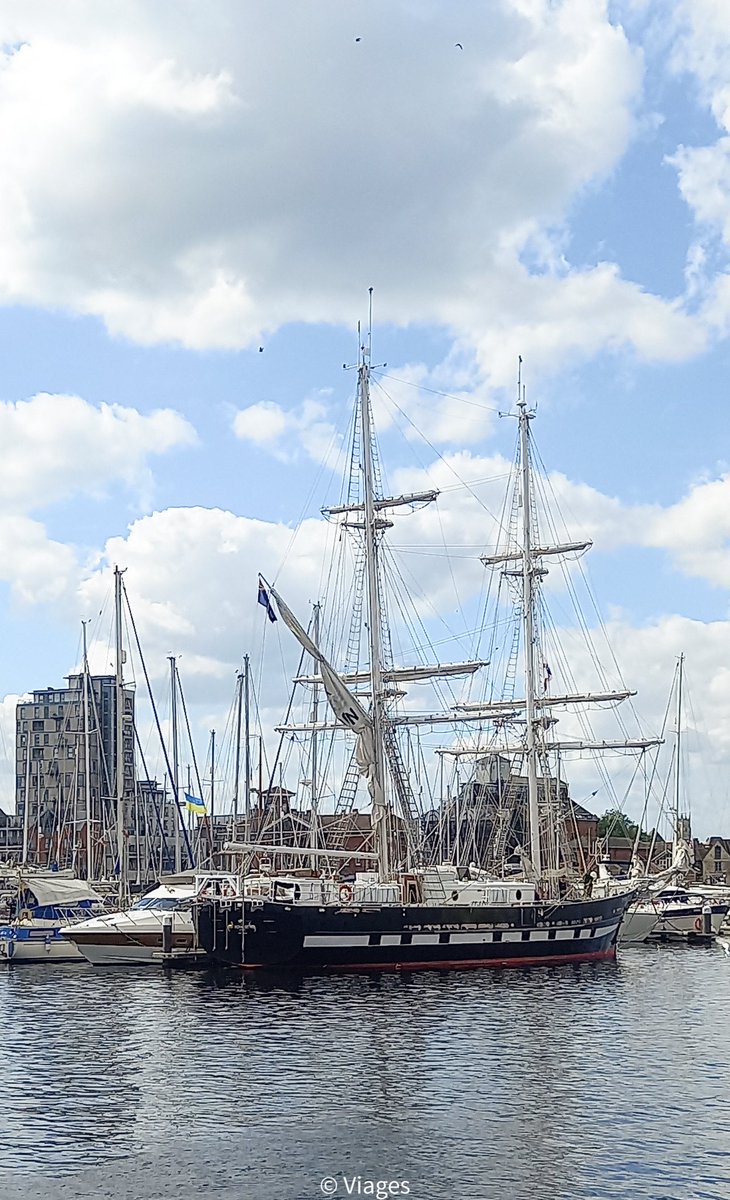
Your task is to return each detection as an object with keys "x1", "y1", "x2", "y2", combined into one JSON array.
[{"x1": 184, "y1": 792, "x2": 207, "y2": 816}]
